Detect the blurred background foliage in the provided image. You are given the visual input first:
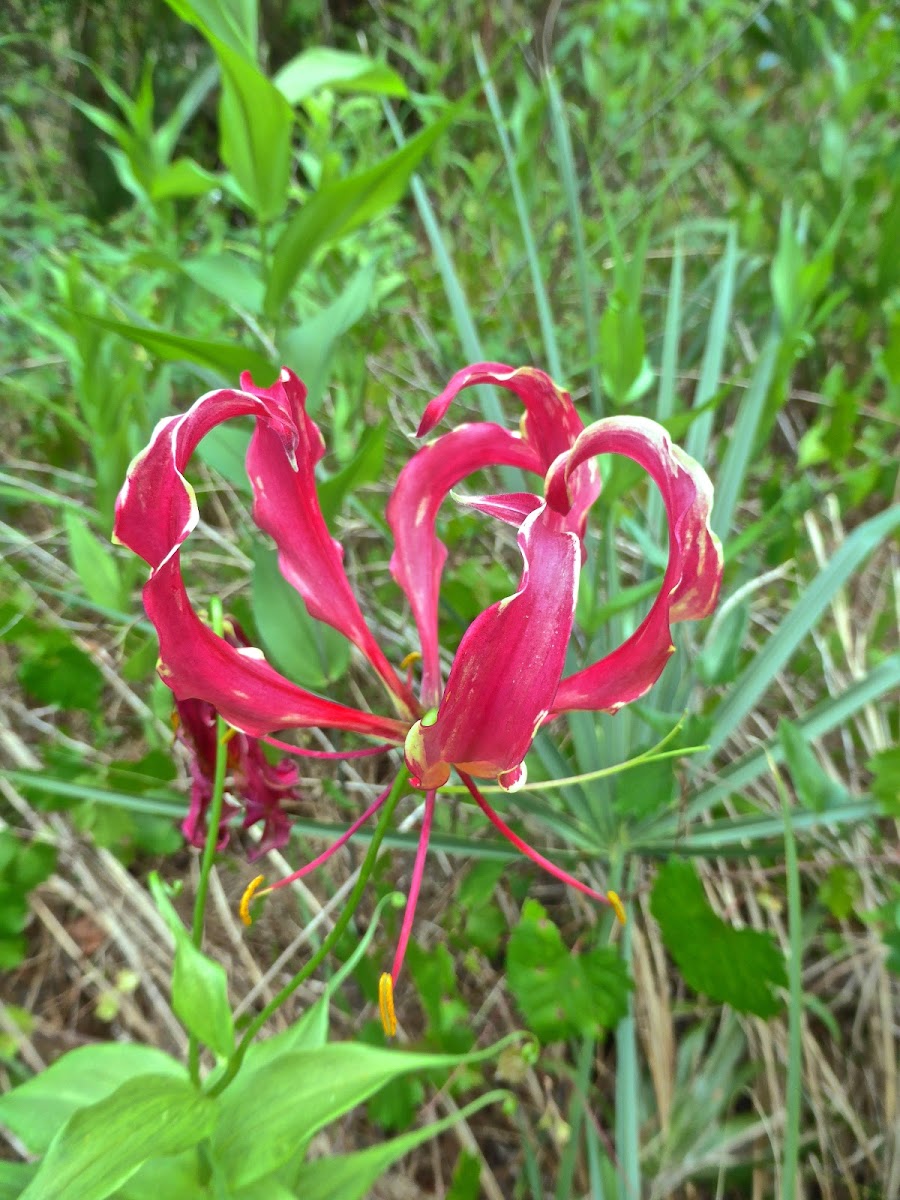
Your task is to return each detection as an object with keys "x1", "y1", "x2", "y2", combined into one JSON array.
[{"x1": 1, "y1": 0, "x2": 898, "y2": 1197}]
